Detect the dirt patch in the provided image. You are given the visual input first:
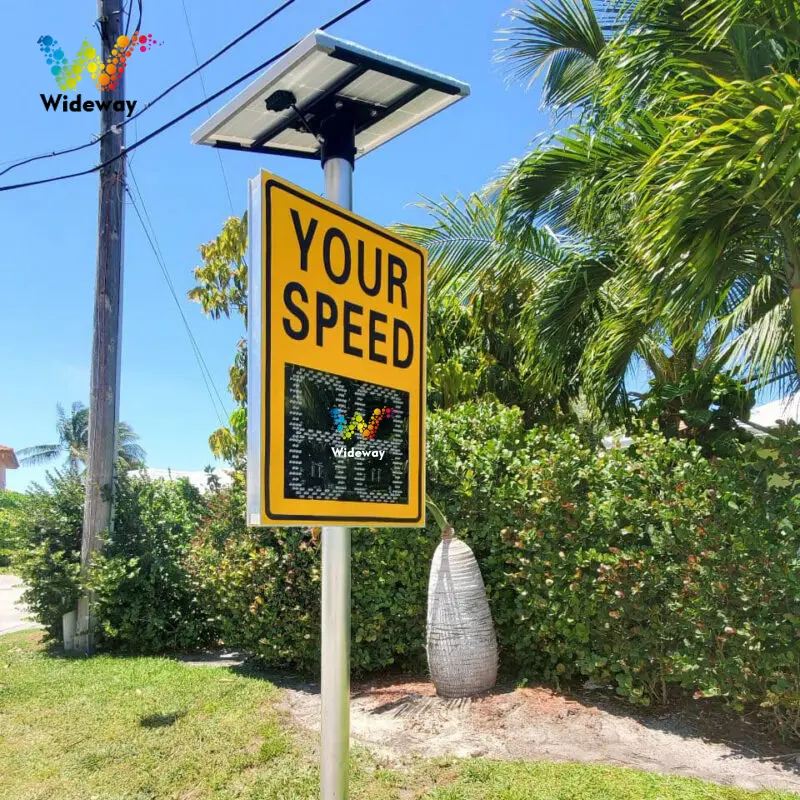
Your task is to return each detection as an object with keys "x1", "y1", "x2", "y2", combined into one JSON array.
[{"x1": 279, "y1": 675, "x2": 800, "y2": 795}]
